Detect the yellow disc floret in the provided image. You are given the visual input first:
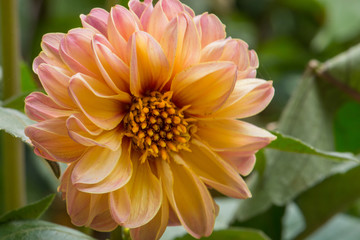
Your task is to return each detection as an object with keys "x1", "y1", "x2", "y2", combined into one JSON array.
[{"x1": 124, "y1": 91, "x2": 196, "y2": 162}]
